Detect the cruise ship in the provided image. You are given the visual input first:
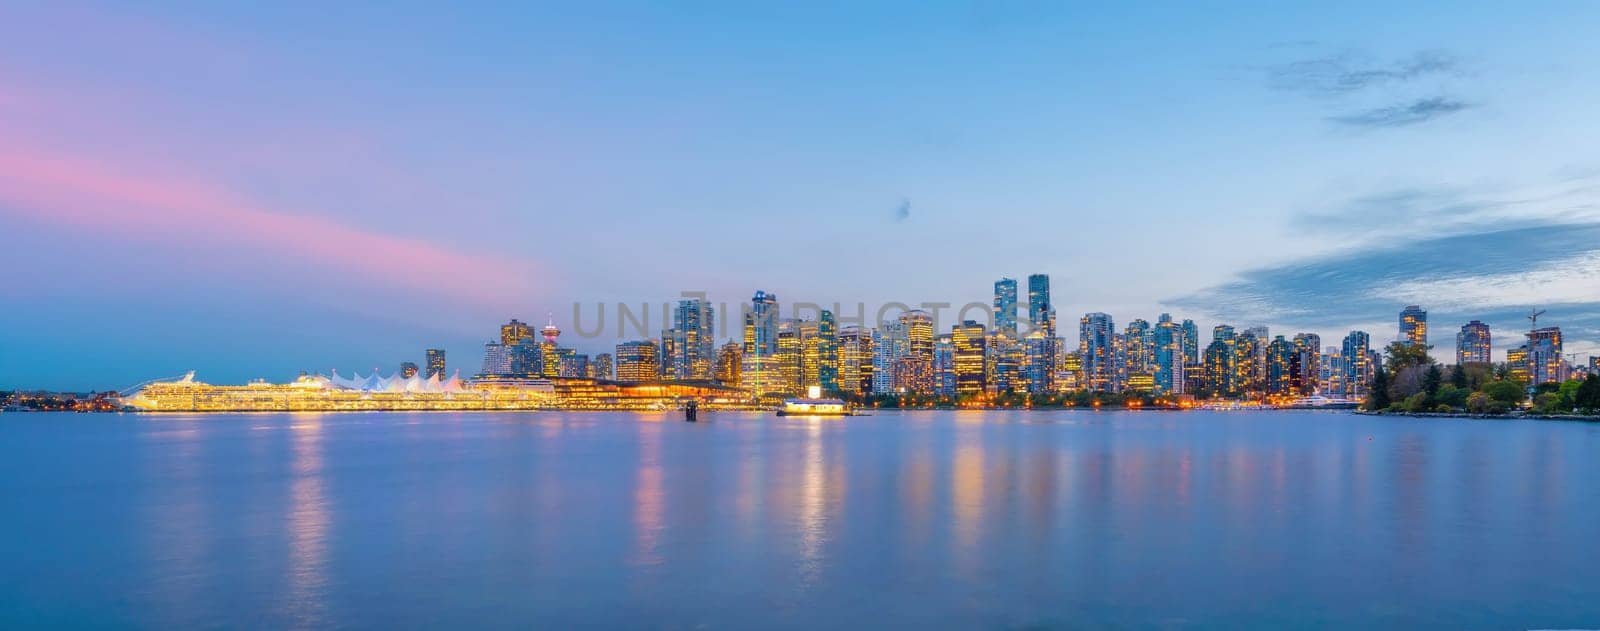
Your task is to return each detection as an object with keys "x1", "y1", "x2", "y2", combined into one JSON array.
[
  {"x1": 120, "y1": 370, "x2": 554, "y2": 412},
  {"x1": 776, "y1": 386, "x2": 851, "y2": 416}
]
